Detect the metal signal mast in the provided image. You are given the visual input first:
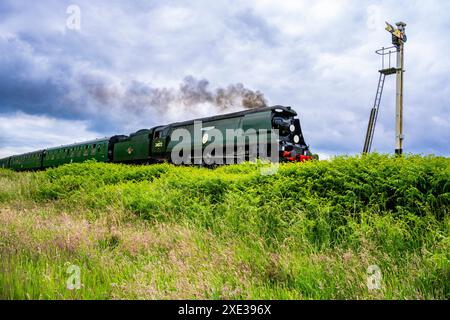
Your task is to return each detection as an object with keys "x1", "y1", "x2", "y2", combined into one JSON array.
[{"x1": 363, "y1": 21, "x2": 407, "y2": 155}]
